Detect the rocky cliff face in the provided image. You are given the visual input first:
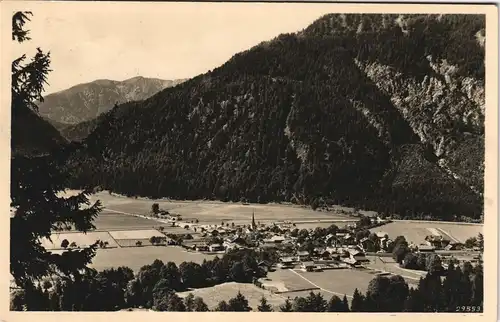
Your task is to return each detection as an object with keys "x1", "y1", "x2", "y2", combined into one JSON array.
[
  {"x1": 355, "y1": 58, "x2": 484, "y2": 194},
  {"x1": 38, "y1": 76, "x2": 187, "y2": 124},
  {"x1": 66, "y1": 13, "x2": 485, "y2": 221}
]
